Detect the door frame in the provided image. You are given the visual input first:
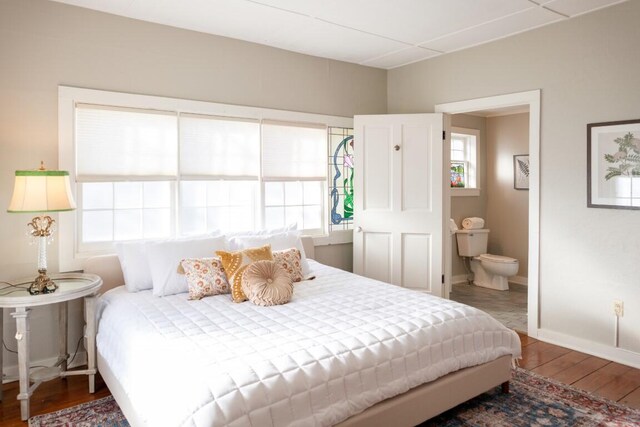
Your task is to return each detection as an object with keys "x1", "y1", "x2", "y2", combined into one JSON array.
[{"x1": 435, "y1": 90, "x2": 540, "y2": 338}]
